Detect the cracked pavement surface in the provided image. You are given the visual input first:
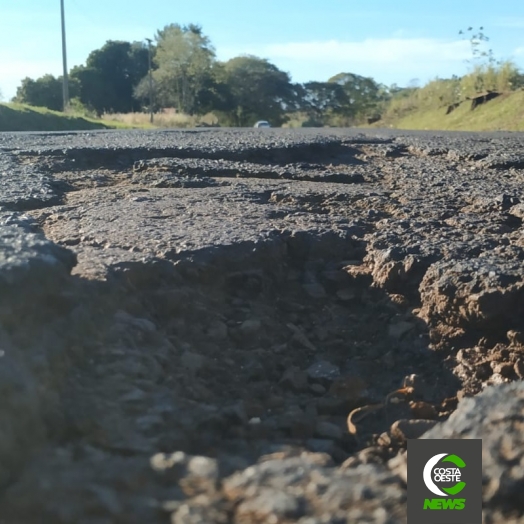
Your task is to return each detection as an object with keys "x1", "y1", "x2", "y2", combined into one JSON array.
[{"x1": 0, "y1": 128, "x2": 523, "y2": 523}]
